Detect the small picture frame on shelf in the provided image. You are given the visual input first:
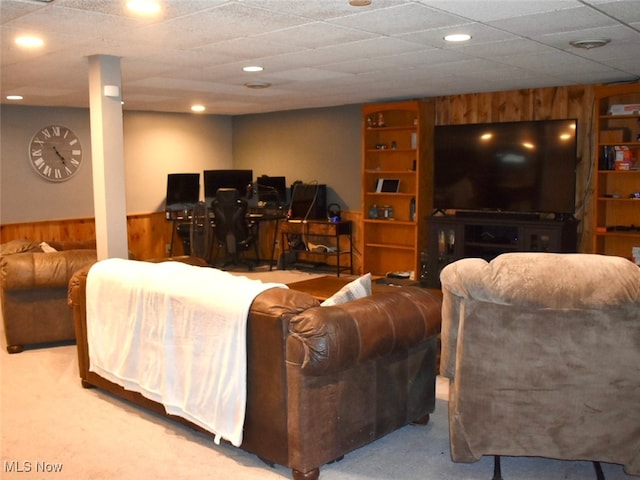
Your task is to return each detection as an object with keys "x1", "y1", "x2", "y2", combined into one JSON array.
[{"x1": 375, "y1": 178, "x2": 400, "y2": 193}]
